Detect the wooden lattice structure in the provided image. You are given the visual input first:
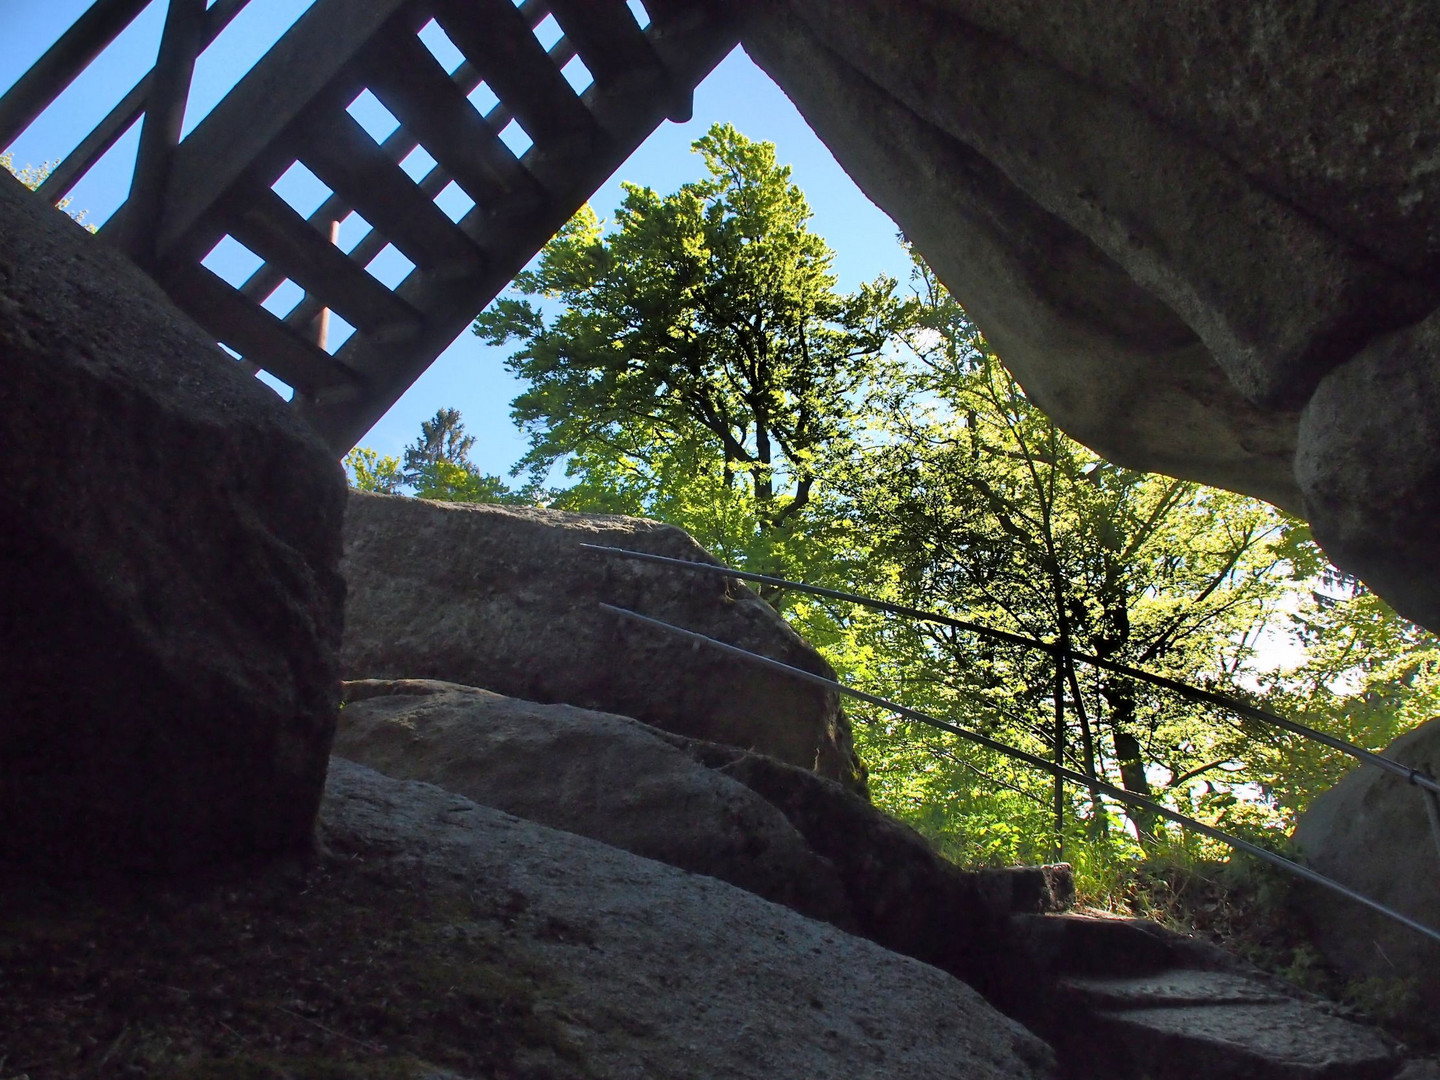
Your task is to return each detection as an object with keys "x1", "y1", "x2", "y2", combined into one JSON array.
[{"x1": 1, "y1": 0, "x2": 738, "y2": 451}]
